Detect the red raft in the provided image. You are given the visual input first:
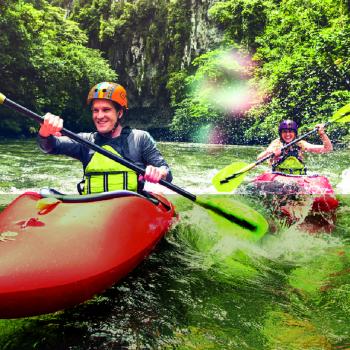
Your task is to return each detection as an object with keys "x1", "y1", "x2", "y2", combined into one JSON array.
[
  {"x1": 250, "y1": 172, "x2": 339, "y2": 232},
  {"x1": 0, "y1": 189, "x2": 175, "y2": 318}
]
